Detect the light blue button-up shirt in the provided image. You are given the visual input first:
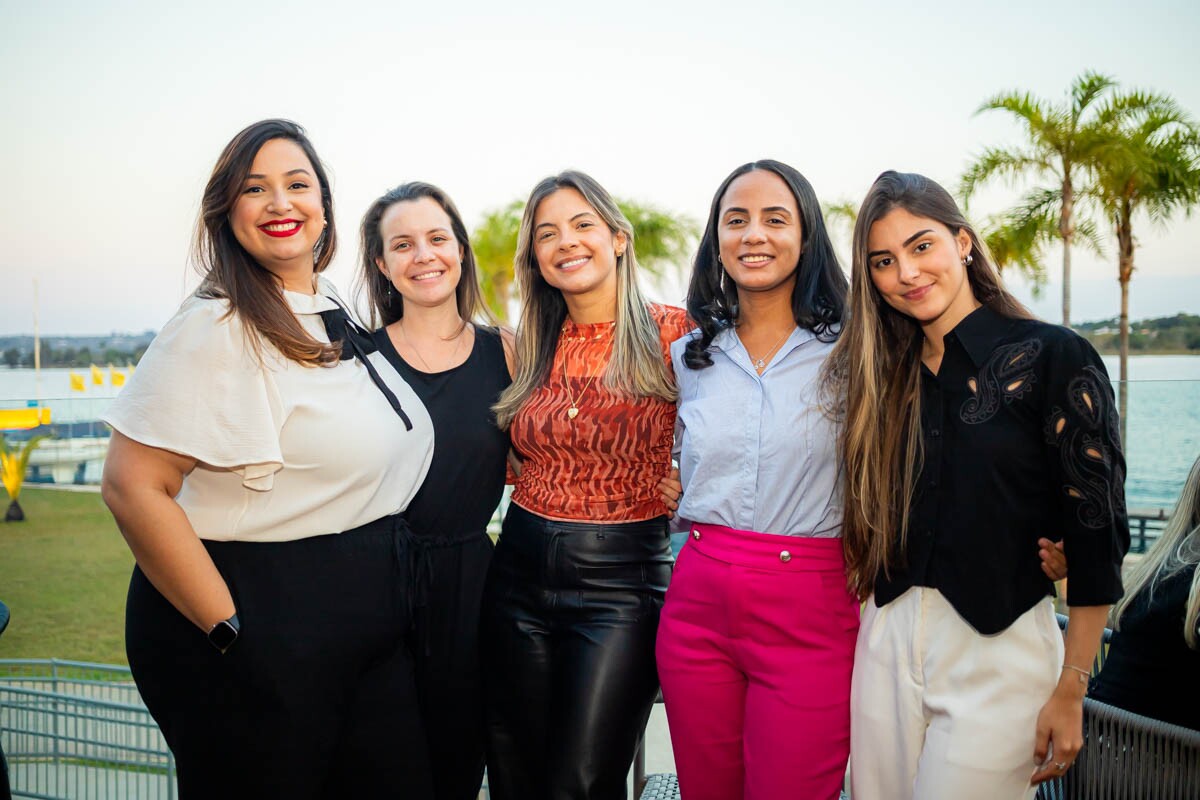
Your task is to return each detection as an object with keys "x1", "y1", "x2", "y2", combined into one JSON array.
[{"x1": 671, "y1": 326, "x2": 841, "y2": 538}]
